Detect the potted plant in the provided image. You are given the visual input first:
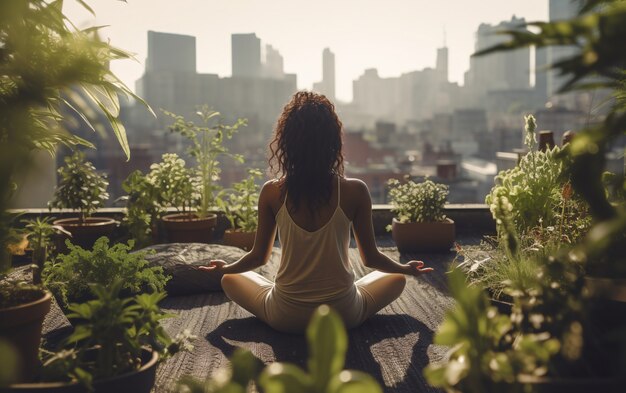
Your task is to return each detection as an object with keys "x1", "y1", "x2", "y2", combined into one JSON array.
[
  {"x1": 42, "y1": 237, "x2": 169, "y2": 310},
  {"x1": 386, "y1": 178, "x2": 454, "y2": 252},
  {"x1": 0, "y1": 0, "x2": 151, "y2": 385},
  {"x1": 159, "y1": 106, "x2": 246, "y2": 243},
  {"x1": 120, "y1": 170, "x2": 163, "y2": 249},
  {"x1": 146, "y1": 153, "x2": 205, "y2": 243},
  {"x1": 217, "y1": 169, "x2": 262, "y2": 251},
  {"x1": 4, "y1": 280, "x2": 193, "y2": 393},
  {"x1": 48, "y1": 151, "x2": 116, "y2": 250},
  {"x1": 21, "y1": 217, "x2": 71, "y2": 284},
  {"x1": 0, "y1": 269, "x2": 51, "y2": 384}
]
